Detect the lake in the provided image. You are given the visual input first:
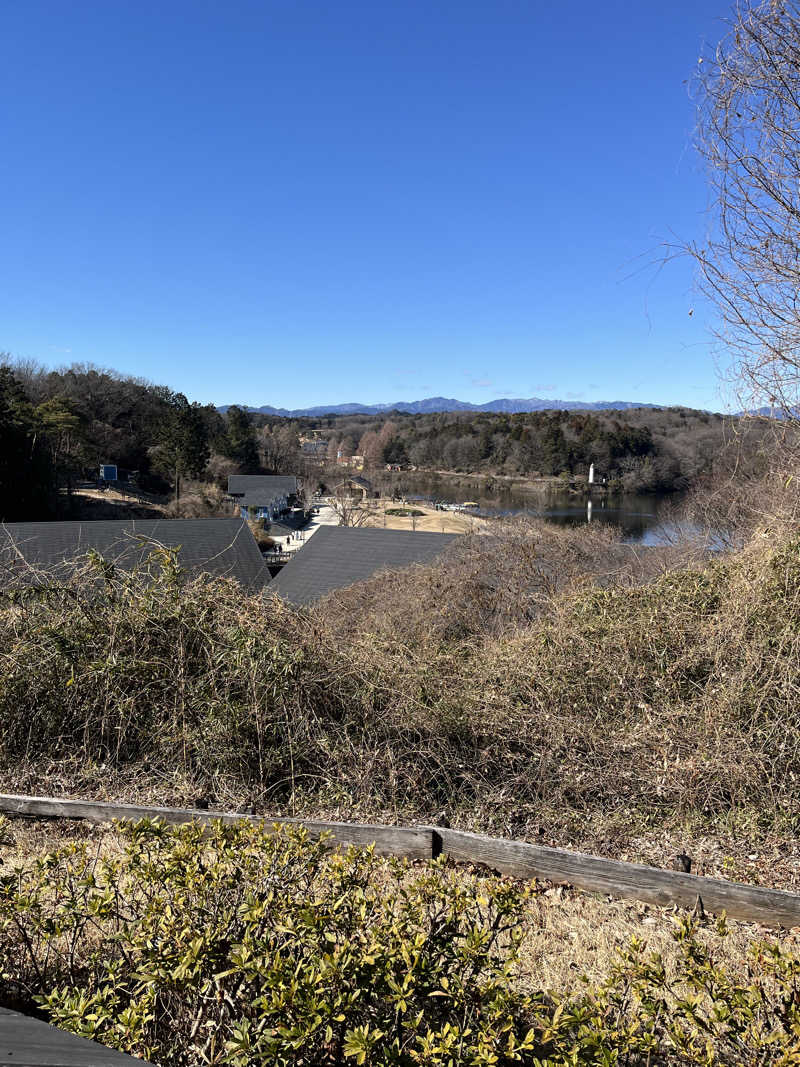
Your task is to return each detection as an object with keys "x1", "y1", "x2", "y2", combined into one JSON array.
[{"x1": 397, "y1": 475, "x2": 686, "y2": 544}]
